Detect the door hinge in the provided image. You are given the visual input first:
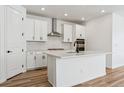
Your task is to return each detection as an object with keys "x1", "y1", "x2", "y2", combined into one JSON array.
[
  {"x1": 22, "y1": 49, "x2": 24, "y2": 52},
  {"x1": 22, "y1": 17, "x2": 24, "y2": 21},
  {"x1": 42, "y1": 55, "x2": 45, "y2": 59},
  {"x1": 22, "y1": 65, "x2": 24, "y2": 68},
  {"x1": 22, "y1": 33, "x2": 24, "y2": 36}
]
